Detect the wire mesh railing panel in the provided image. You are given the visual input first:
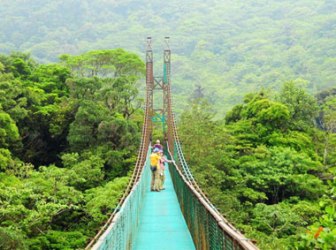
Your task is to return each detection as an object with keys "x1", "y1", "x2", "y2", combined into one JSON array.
[
  {"x1": 92, "y1": 147, "x2": 151, "y2": 250},
  {"x1": 168, "y1": 141, "x2": 258, "y2": 250}
]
